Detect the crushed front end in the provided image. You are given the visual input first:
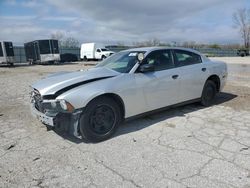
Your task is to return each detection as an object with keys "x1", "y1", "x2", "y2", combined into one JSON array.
[{"x1": 30, "y1": 88, "x2": 82, "y2": 138}]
